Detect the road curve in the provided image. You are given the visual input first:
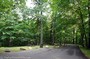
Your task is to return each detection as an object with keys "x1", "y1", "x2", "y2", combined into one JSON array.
[{"x1": 0, "y1": 45, "x2": 88, "y2": 59}]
